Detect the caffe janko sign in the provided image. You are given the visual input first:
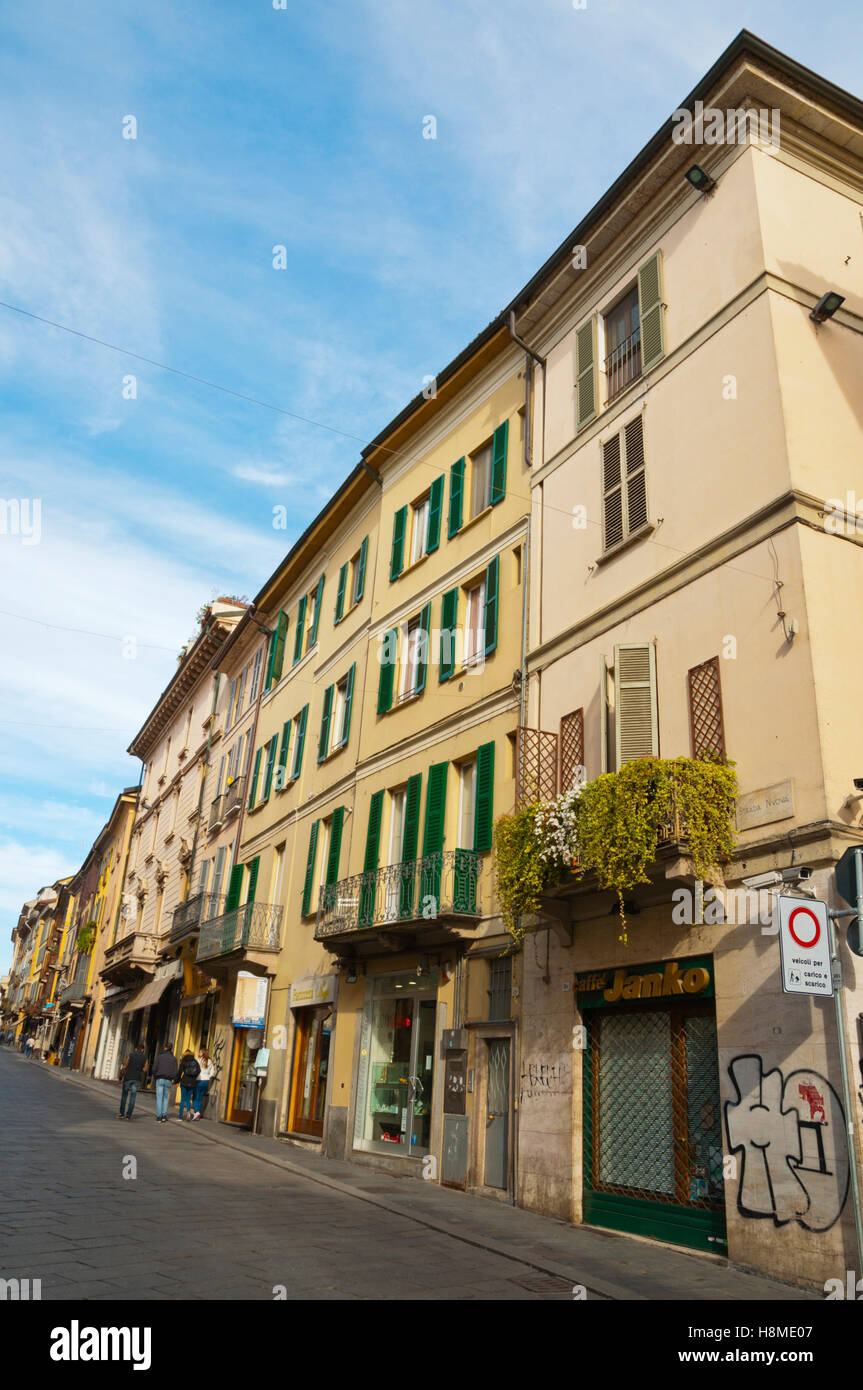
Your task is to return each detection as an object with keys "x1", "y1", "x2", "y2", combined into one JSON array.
[{"x1": 576, "y1": 956, "x2": 714, "y2": 1008}]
